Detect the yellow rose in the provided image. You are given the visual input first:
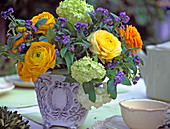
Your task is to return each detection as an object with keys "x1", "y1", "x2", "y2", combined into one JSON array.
[
  {"x1": 24, "y1": 41, "x2": 56, "y2": 82},
  {"x1": 87, "y1": 30, "x2": 122, "y2": 64},
  {"x1": 31, "y1": 12, "x2": 55, "y2": 35},
  {"x1": 17, "y1": 61, "x2": 36, "y2": 82}
]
